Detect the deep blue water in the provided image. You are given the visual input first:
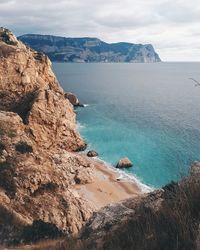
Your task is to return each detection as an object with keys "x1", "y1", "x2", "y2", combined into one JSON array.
[{"x1": 53, "y1": 62, "x2": 200, "y2": 188}]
